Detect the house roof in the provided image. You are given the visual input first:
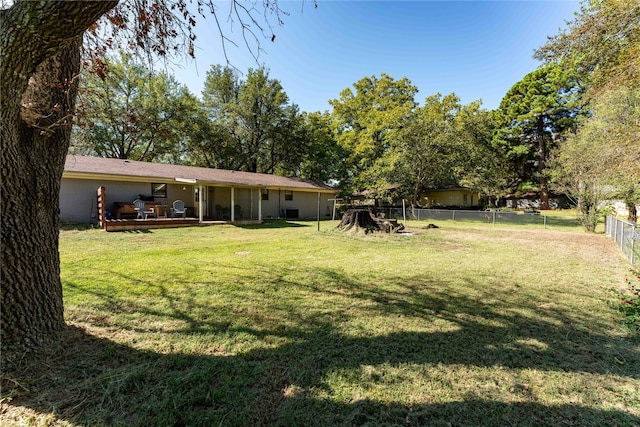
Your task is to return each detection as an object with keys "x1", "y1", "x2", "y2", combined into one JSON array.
[{"x1": 63, "y1": 155, "x2": 335, "y2": 193}]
